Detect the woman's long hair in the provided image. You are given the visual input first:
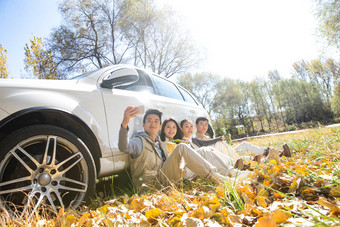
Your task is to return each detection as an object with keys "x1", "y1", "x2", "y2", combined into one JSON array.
[{"x1": 160, "y1": 118, "x2": 183, "y2": 141}]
